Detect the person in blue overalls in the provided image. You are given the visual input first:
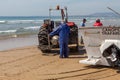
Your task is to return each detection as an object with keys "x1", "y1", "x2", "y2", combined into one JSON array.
[{"x1": 49, "y1": 21, "x2": 70, "y2": 58}]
